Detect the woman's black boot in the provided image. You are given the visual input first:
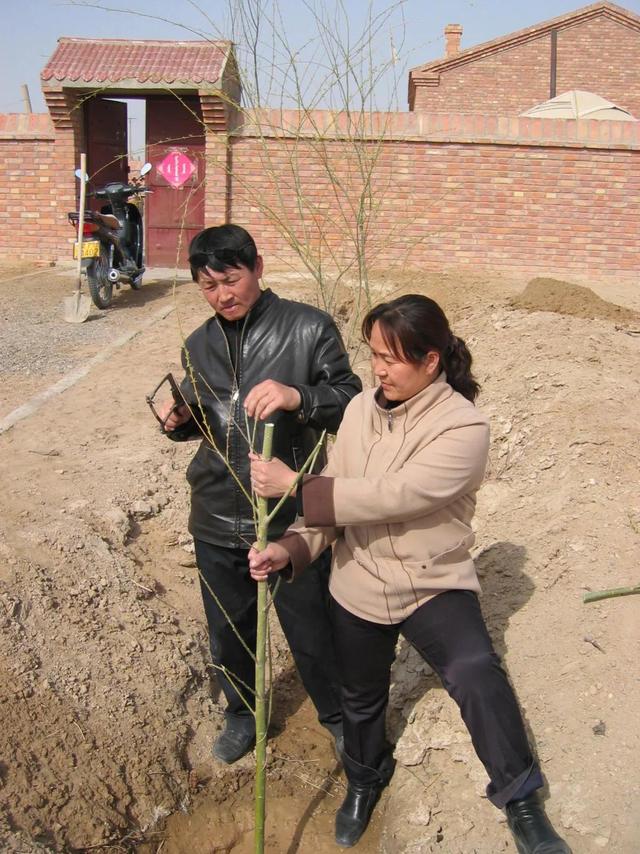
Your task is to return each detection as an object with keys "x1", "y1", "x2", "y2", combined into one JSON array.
[
  {"x1": 506, "y1": 794, "x2": 572, "y2": 854},
  {"x1": 335, "y1": 751, "x2": 395, "y2": 848}
]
